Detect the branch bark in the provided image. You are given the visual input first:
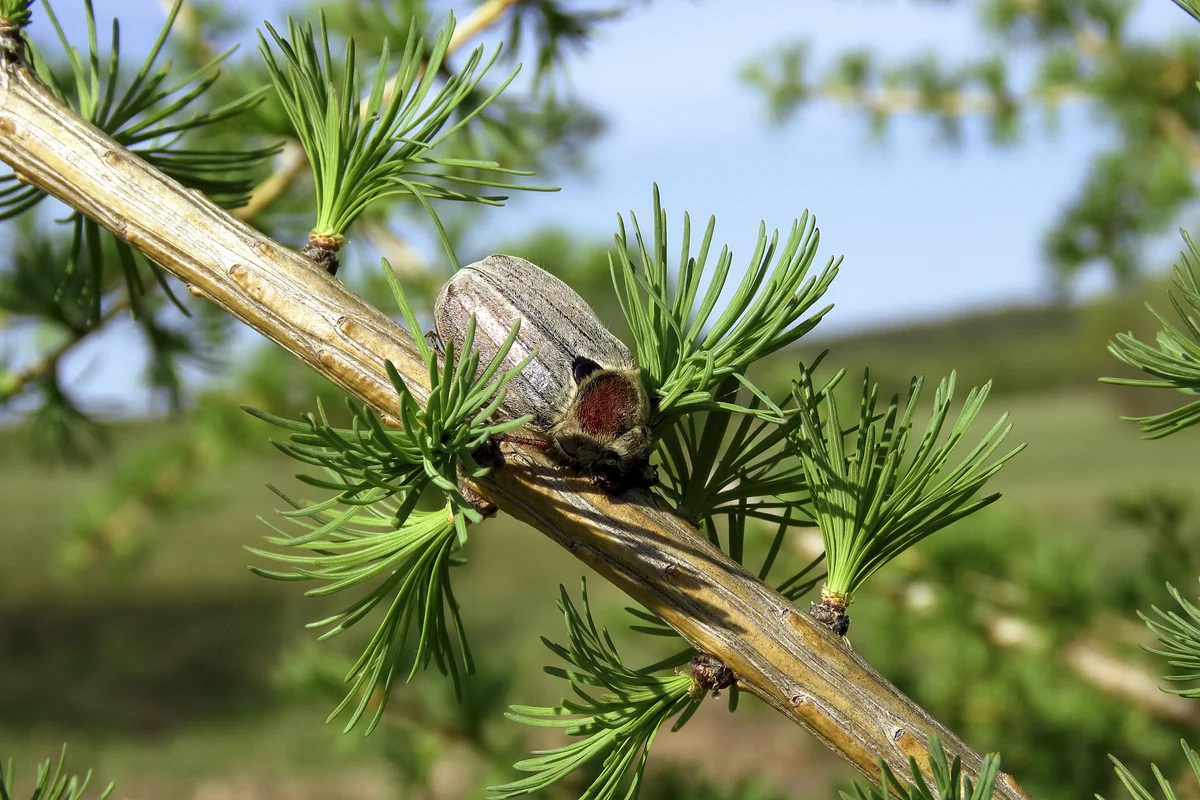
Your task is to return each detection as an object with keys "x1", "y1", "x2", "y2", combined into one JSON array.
[{"x1": 0, "y1": 64, "x2": 1033, "y2": 799}]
